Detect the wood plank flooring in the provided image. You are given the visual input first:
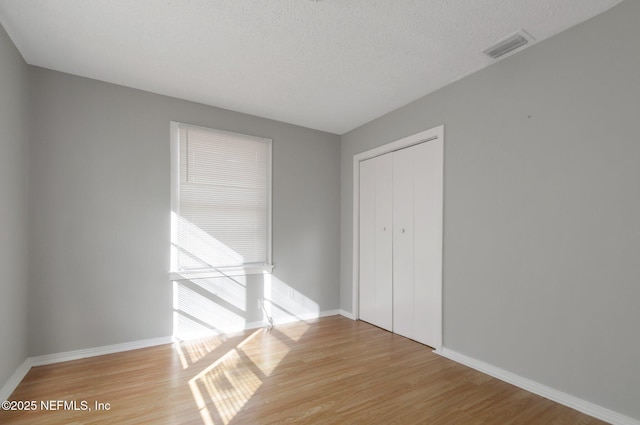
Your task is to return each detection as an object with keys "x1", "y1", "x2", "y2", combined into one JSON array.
[{"x1": 1, "y1": 316, "x2": 608, "y2": 424}]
